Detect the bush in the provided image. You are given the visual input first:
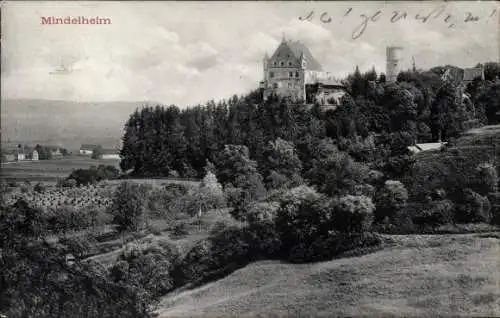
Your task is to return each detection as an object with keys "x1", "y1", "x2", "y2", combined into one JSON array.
[
  {"x1": 245, "y1": 221, "x2": 282, "y2": 259},
  {"x1": 171, "y1": 223, "x2": 189, "y2": 238},
  {"x1": 33, "y1": 182, "x2": 45, "y2": 193},
  {"x1": 57, "y1": 178, "x2": 77, "y2": 188},
  {"x1": 475, "y1": 162, "x2": 498, "y2": 195},
  {"x1": 108, "y1": 182, "x2": 150, "y2": 232},
  {"x1": 45, "y1": 205, "x2": 92, "y2": 233},
  {"x1": 111, "y1": 238, "x2": 181, "y2": 297},
  {"x1": 413, "y1": 199, "x2": 455, "y2": 227},
  {"x1": 455, "y1": 189, "x2": 492, "y2": 223},
  {"x1": 175, "y1": 239, "x2": 218, "y2": 286},
  {"x1": 67, "y1": 165, "x2": 120, "y2": 186},
  {"x1": 275, "y1": 185, "x2": 333, "y2": 249},
  {"x1": 244, "y1": 201, "x2": 280, "y2": 225},
  {"x1": 288, "y1": 232, "x2": 382, "y2": 263},
  {"x1": 333, "y1": 195, "x2": 375, "y2": 233}
]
